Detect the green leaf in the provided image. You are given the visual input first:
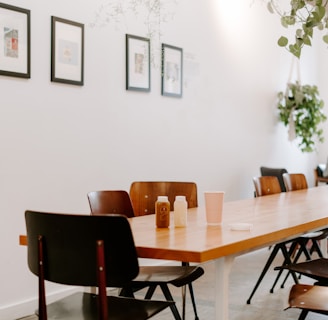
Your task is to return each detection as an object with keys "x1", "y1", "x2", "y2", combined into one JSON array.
[
  {"x1": 267, "y1": 1, "x2": 275, "y2": 14},
  {"x1": 323, "y1": 34, "x2": 328, "y2": 43},
  {"x1": 303, "y1": 35, "x2": 312, "y2": 46},
  {"x1": 278, "y1": 36, "x2": 288, "y2": 47}
]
